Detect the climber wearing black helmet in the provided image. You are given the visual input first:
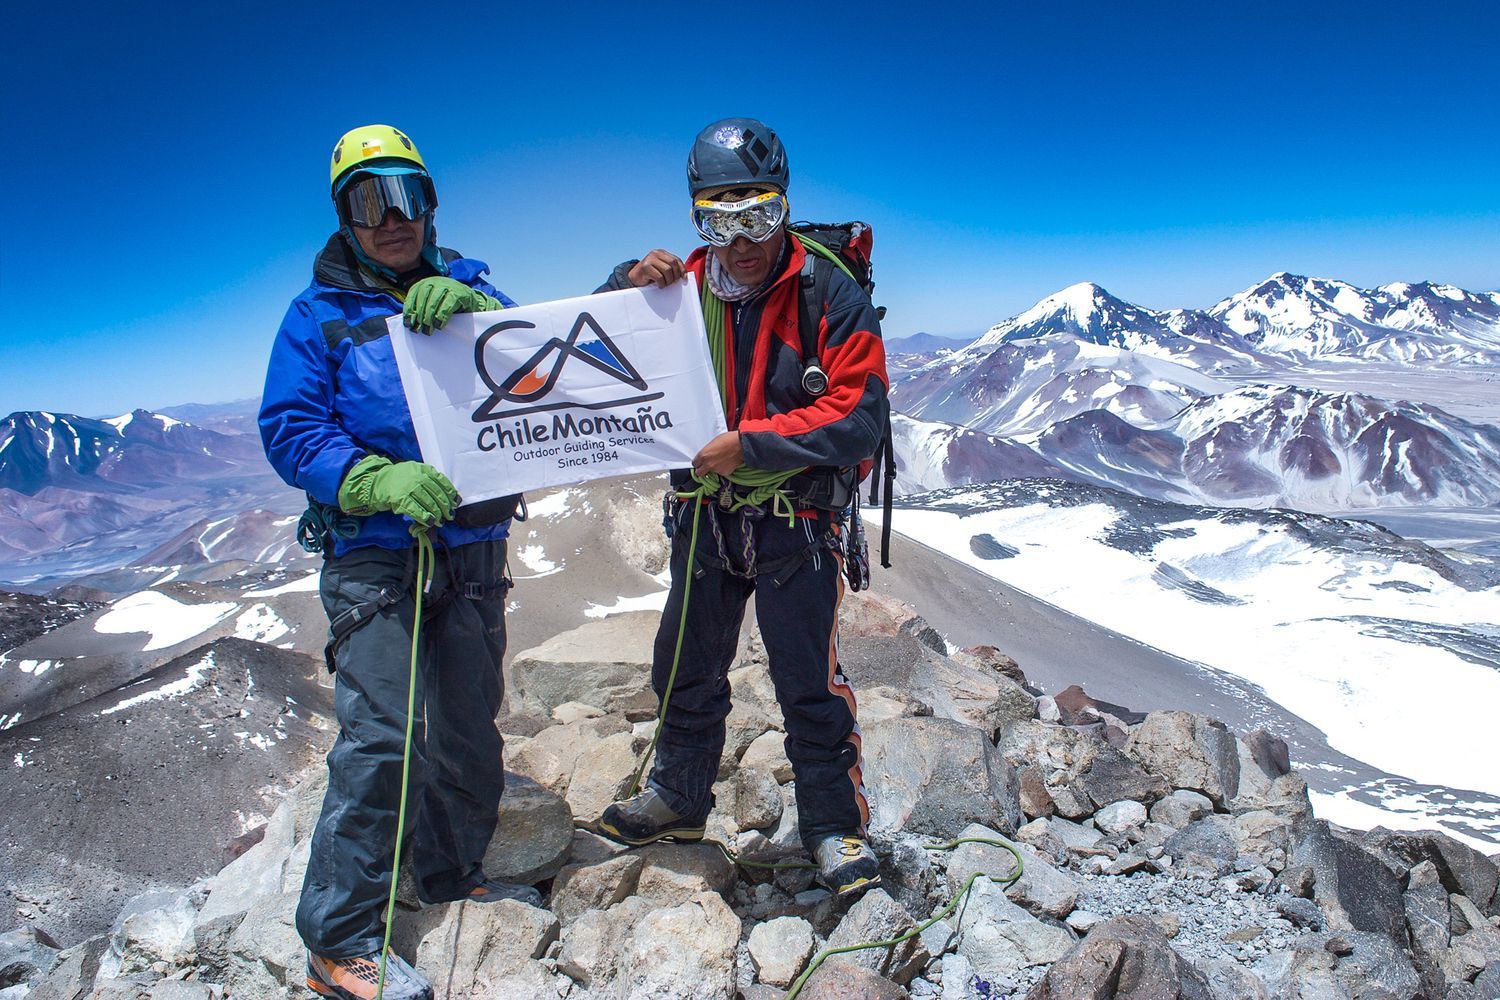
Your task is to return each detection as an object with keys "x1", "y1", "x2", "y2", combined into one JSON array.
[{"x1": 593, "y1": 117, "x2": 890, "y2": 898}]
